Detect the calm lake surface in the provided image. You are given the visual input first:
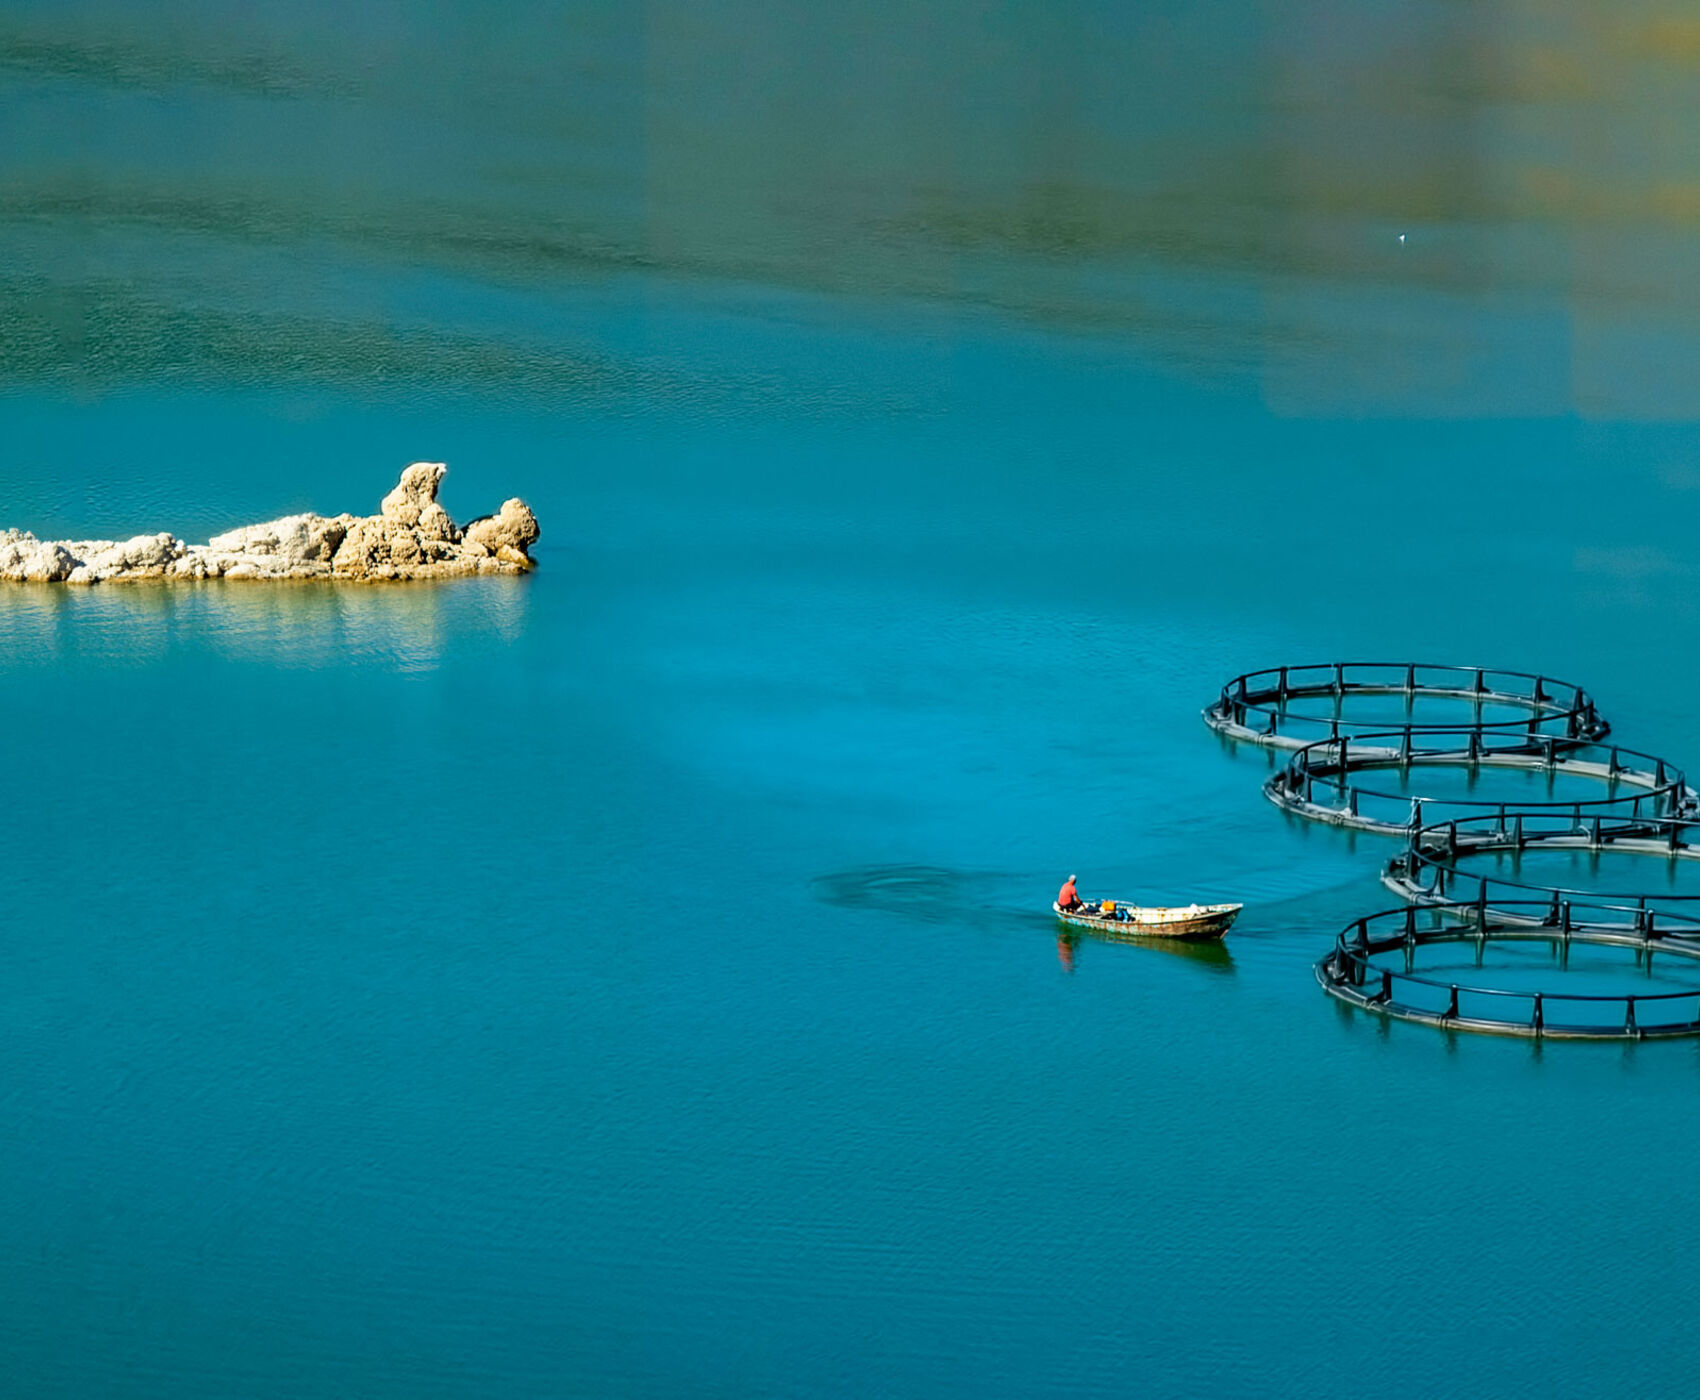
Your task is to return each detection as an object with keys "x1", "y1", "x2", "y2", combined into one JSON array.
[{"x1": 6, "y1": 2, "x2": 1700, "y2": 1396}]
